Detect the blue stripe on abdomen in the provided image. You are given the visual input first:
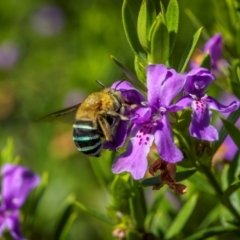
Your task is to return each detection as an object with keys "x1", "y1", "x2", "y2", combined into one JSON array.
[{"x1": 73, "y1": 120, "x2": 102, "y2": 156}]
